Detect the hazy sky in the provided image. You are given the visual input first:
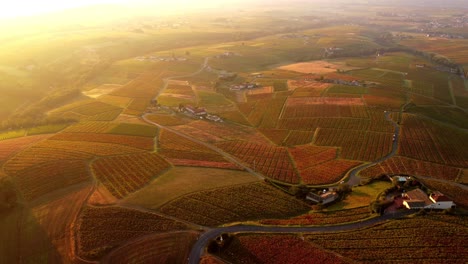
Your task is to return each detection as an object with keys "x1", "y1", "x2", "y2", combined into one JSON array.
[{"x1": 1, "y1": 0, "x2": 234, "y2": 18}]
